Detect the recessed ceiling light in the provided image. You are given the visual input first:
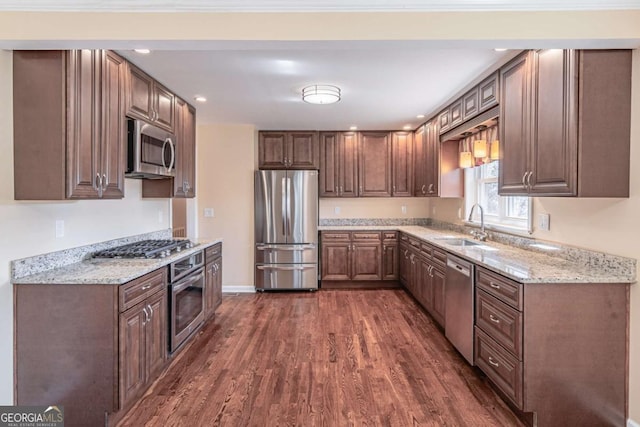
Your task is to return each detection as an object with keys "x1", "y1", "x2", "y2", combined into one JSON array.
[
  {"x1": 134, "y1": 49, "x2": 151, "y2": 54},
  {"x1": 403, "y1": 125, "x2": 412, "y2": 130},
  {"x1": 494, "y1": 48, "x2": 507, "y2": 52},
  {"x1": 194, "y1": 96, "x2": 207, "y2": 103},
  {"x1": 349, "y1": 126, "x2": 358, "y2": 131},
  {"x1": 417, "y1": 114, "x2": 425, "y2": 119}
]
